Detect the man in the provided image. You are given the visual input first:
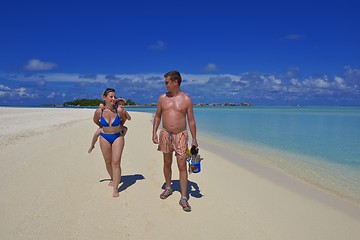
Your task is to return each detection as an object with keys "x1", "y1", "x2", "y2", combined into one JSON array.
[{"x1": 152, "y1": 70, "x2": 198, "y2": 212}]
